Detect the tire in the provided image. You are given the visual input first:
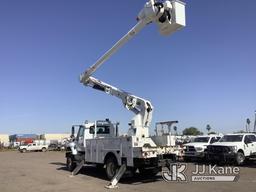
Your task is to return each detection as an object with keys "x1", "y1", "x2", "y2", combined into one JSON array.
[
  {"x1": 22, "y1": 148, "x2": 27, "y2": 153},
  {"x1": 236, "y1": 152, "x2": 245, "y2": 165},
  {"x1": 139, "y1": 167, "x2": 159, "y2": 177},
  {"x1": 105, "y1": 156, "x2": 118, "y2": 180},
  {"x1": 42, "y1": 148, "x2": 47, "y2": 152},
  {"x1": 66, "y1": 156, "x2": 76, "y2": 172}
]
